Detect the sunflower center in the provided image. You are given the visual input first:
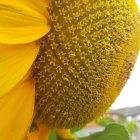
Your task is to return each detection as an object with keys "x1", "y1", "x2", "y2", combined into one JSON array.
[{"x1": 33, "y1": 0, "x2": 140, "y2": 128}]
